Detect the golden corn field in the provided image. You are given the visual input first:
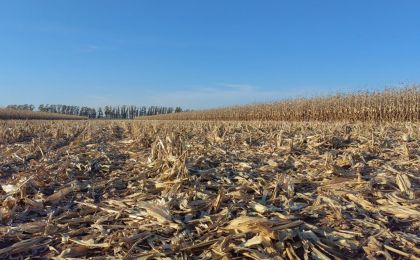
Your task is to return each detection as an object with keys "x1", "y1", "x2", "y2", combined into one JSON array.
[
  {"x1": 0, "y1": 118, "x2": 419, "y2": 259},
  {"x1": 0, "y1": 109, "x2": 87, "y2": 120},
  {"x1": 142, "y1": 86, "x2": 420, "y2": 121}
]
